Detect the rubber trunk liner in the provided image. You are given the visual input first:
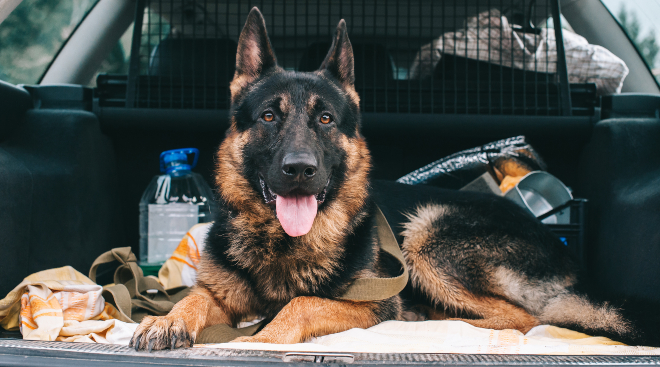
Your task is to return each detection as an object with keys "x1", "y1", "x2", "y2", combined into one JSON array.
[{"x1": 1, "y1": 339, "x2": 660, "y2": 366}]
